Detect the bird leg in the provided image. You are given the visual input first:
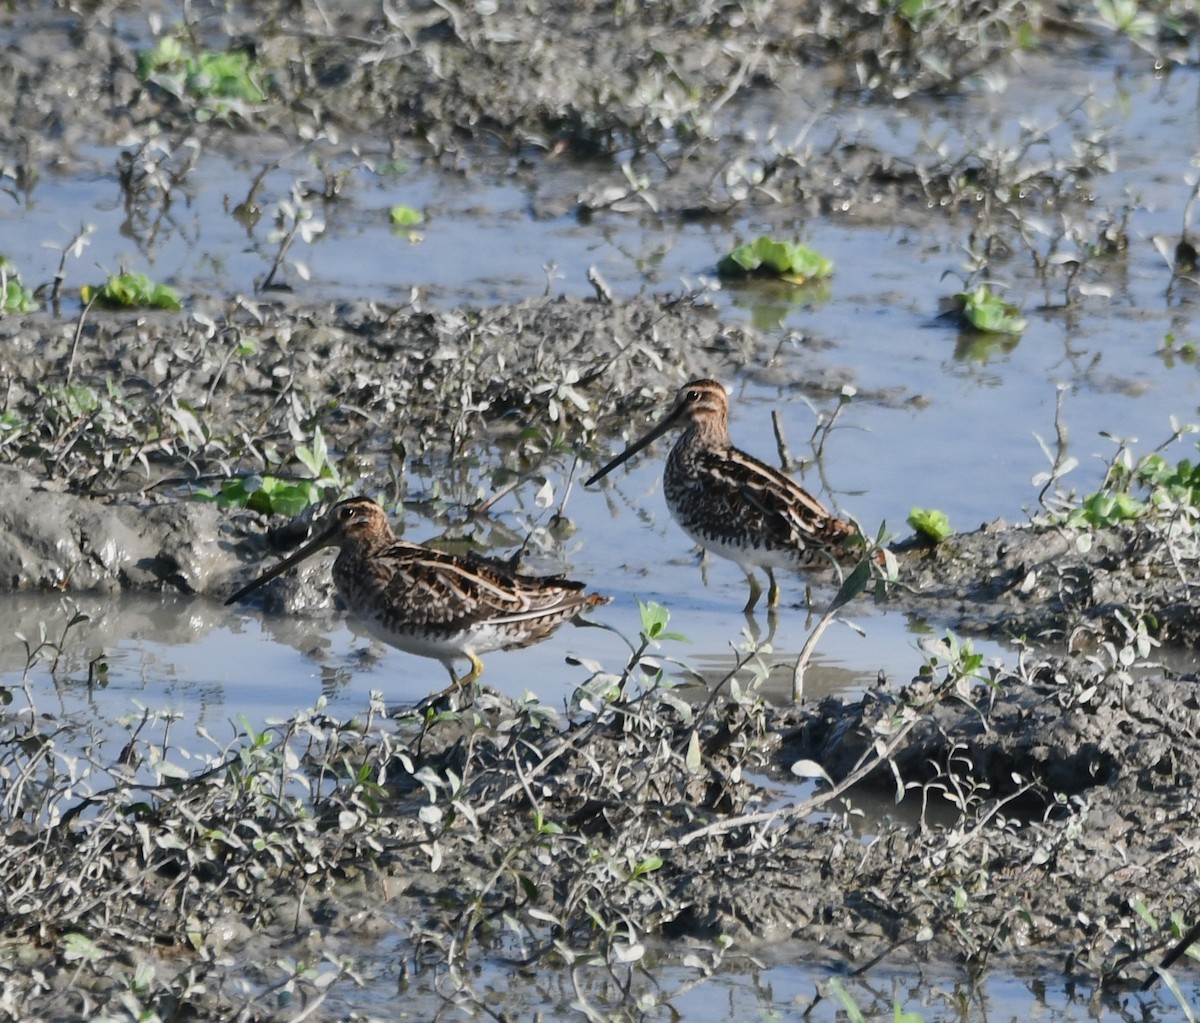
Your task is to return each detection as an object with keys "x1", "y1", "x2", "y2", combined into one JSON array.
[
  {"x1": 415, "y1": 654, "x2": 484, "y2": 716},
  {"x1": 766, "y1": 568, "x2": 781, "y2": 608},
  {"x1": 742, "y1": 570, "x2": 763, "y2": 614},
  {"x1": 455, "y1": 652, "x2": 485, "y2": 687}
]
